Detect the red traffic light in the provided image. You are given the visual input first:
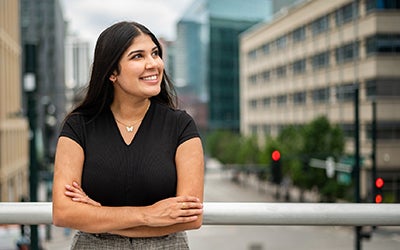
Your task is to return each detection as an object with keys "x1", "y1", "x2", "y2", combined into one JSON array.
[
  {"x1": 272, "y1": 150, "x2": 281, "y2": 161},
  {"x1": 375, "y1": 194, "x2": 383, "y2": 203},
  {"x1": 375, "y1": 177, "x2": 384, "y2": 189}
]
